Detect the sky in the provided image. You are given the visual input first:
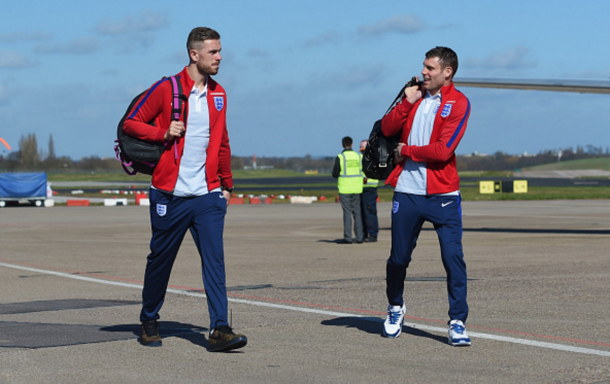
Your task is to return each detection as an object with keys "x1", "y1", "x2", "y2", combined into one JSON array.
[{"x1": 1, "y1": 0, "x2": 609, "y2": 160}]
